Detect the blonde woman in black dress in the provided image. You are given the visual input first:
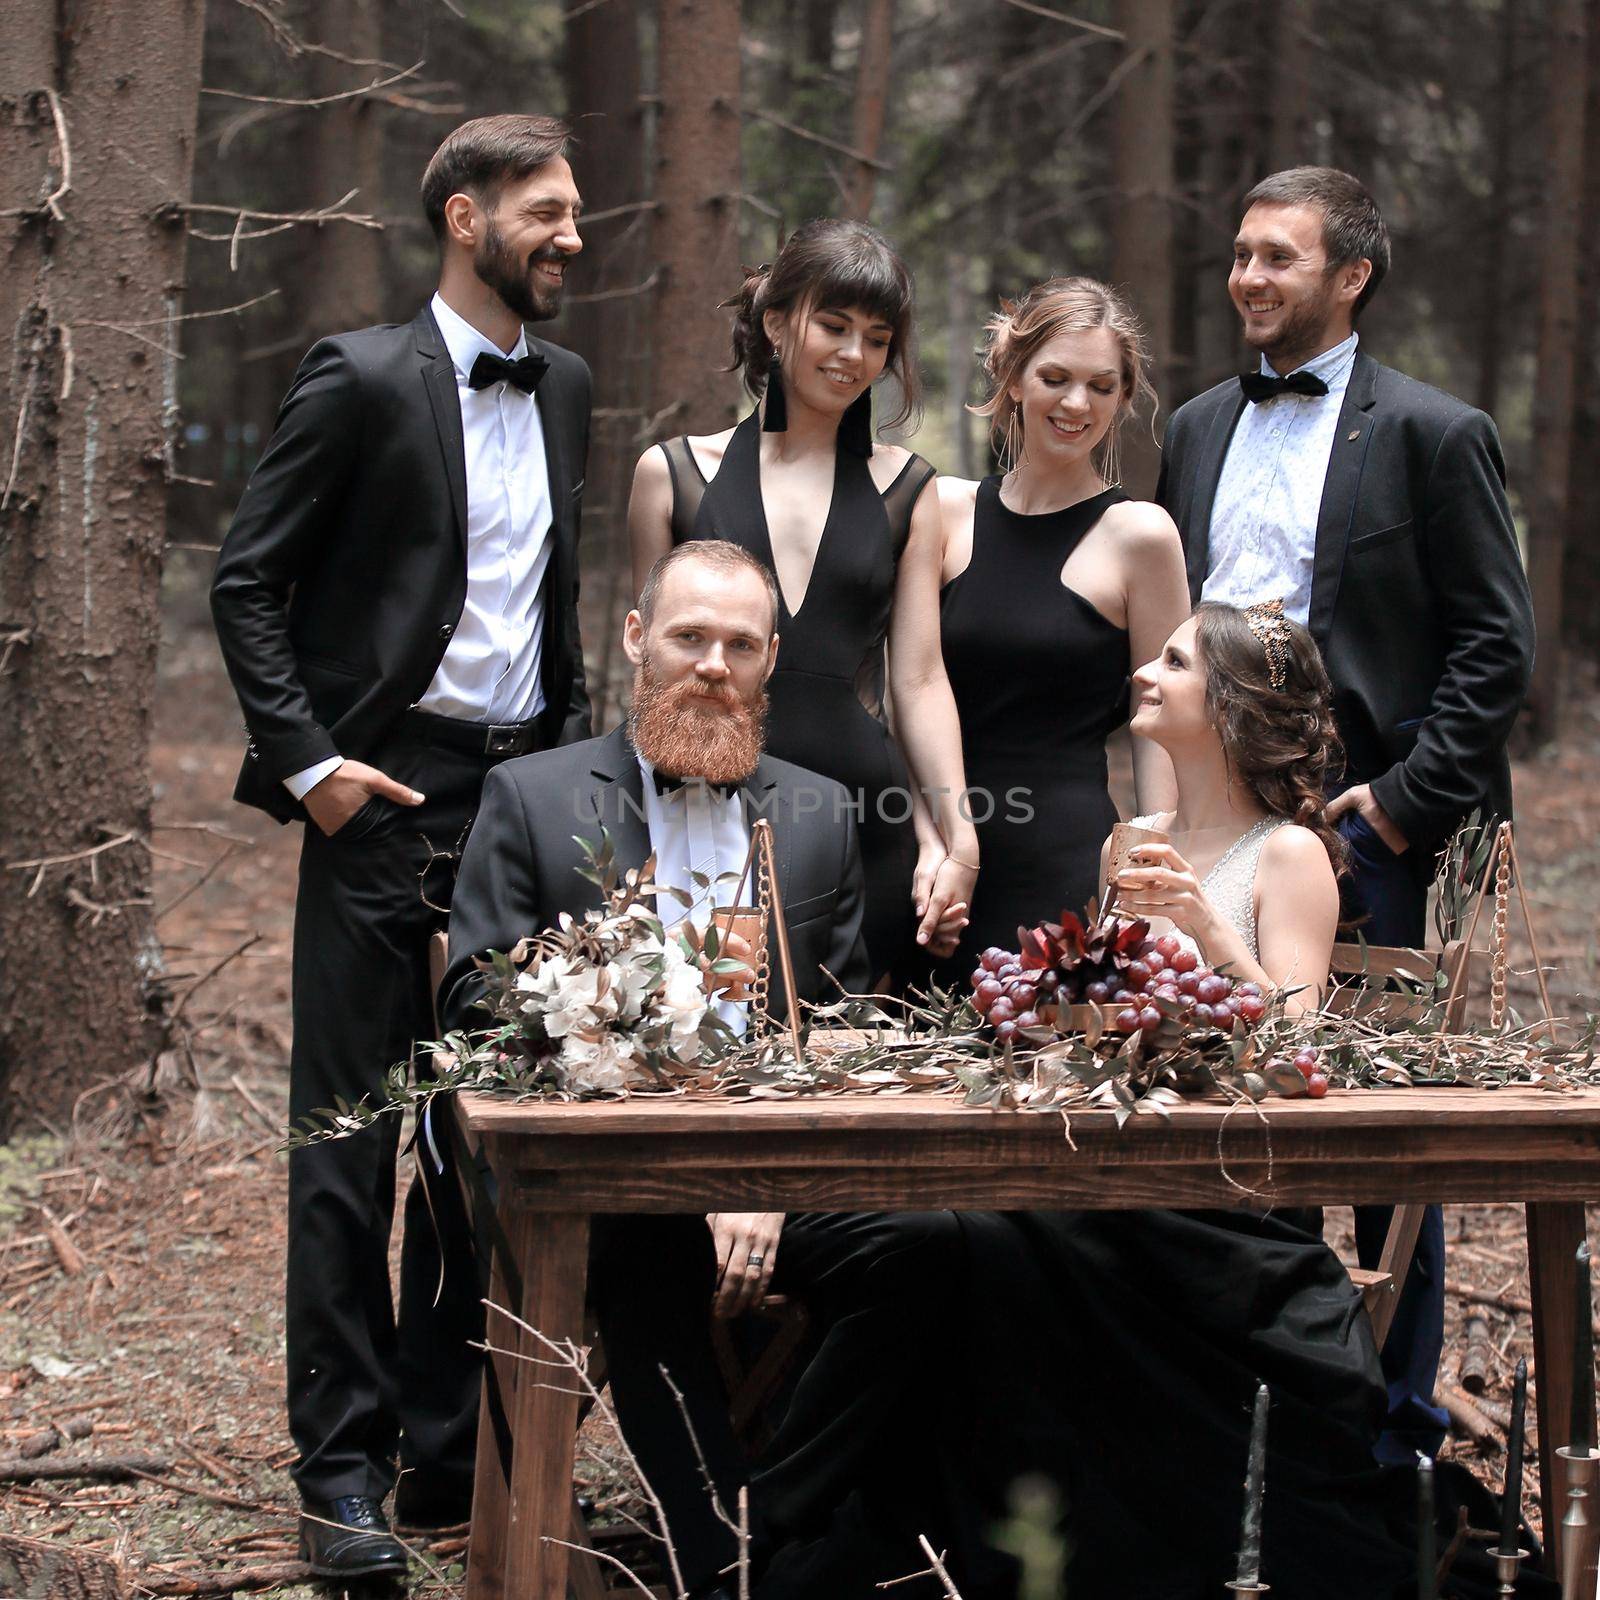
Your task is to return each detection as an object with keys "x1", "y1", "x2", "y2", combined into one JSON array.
[
  {"x1": 931, "y1": 277, "x2": 1189, "y2": 981},
  {"x1": 630, "y1": 219, "x2": 975, "y2": 982}
]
